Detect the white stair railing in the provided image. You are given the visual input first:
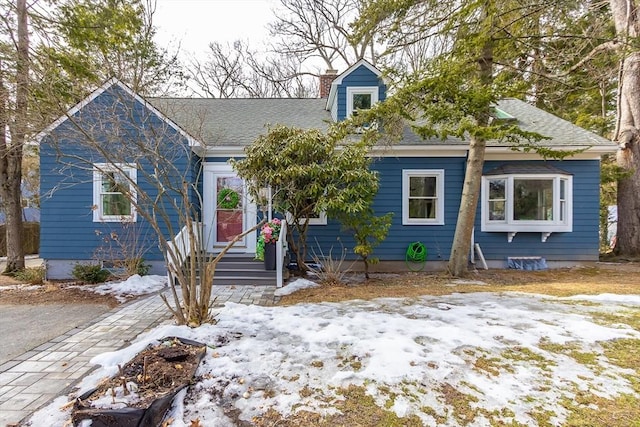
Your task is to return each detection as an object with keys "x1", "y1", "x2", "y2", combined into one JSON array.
[
  {"x1": 276, "y1": 220, "x2": 287, "y2": 287},
  {"x1": 166, "y1": 221, "x2": 201, "y2": 284}
]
